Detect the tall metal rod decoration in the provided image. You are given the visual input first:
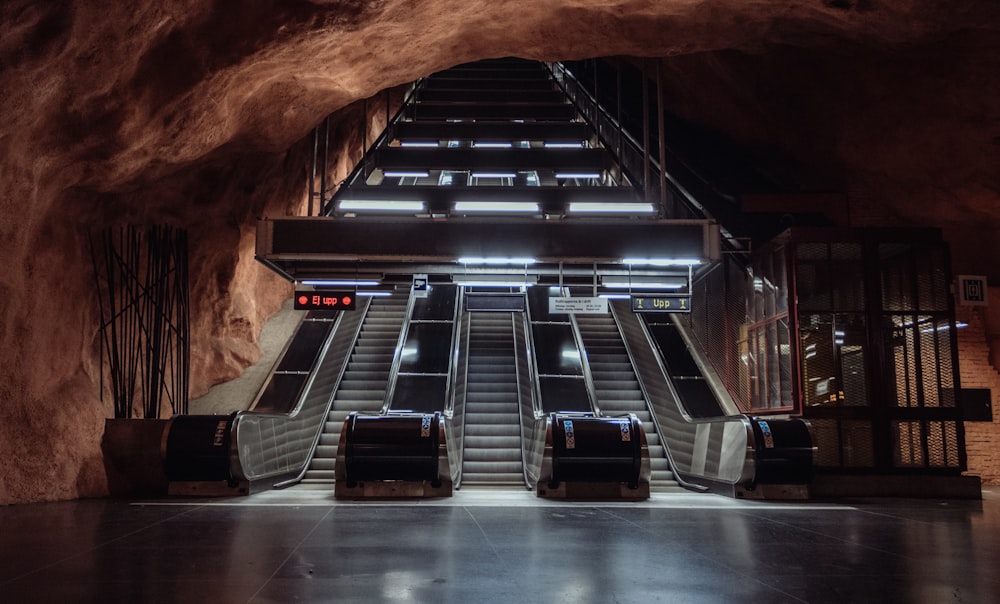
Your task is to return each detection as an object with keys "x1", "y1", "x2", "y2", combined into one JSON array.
[
  {"x1": 308, "y1": 126, "x2": 319, "y2": 216},
  {"x1": 321, "y1": 116, "x2": 330, "y2": 212},
  {"x1": 656, "y1": 58, "x2": 668, "y2": 217},
  {"x1": 90, "y1": 225, "x2": 190, "y2": 419},
  {"x1": 642, "y1": 60, "x2": 651, "y2": 203}
]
